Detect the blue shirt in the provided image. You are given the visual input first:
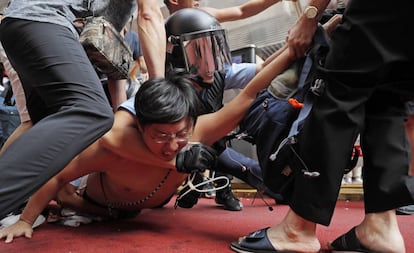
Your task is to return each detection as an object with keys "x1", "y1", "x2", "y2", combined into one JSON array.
[
  {"x1": 124, "y1": 31, "x2": 143, "y2": 60},
  {"x1": 224, "y1": 63, "x2": 256, "y2": 90},
  {"x1": 120, "y1": 97, "x2": 135, "y2": 114}
]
